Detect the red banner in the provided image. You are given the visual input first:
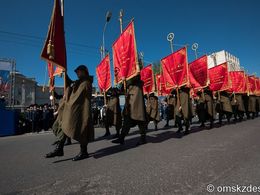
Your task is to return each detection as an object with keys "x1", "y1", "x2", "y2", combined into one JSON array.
[
  {"x1": 41, "y1": 0, "x2": 67, "y2": 70},
  {"x1": 189, "y1": 55, "x2": 208, "y2": 89},
  {"x1": 248, "y1": 75, "x2": 257, "y2": 95},
  {"x1": 112, "y1": 21, "x2": 139, "y2": 84},
  {"x1": 257, "y1": 78, "x2": 260, "y2": 96},
  {"x1": 161, "y1": 47, "x2": 188, "y2": 89},
  {"x1": 229, "y1": 71, "x2": 246, "y2": 93},
  {"x1": 96, "y1": 55, "x2": 112, "y2": 92},
  {"x1": 140, "y1": 64, "x2": 154, "y2": 94},
  {"x1": 156, "y1": 74, "x2": 171, "y2": 96},
  {"x1": 209, "y1": 63, "x2": 230, "y2": 91}
]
